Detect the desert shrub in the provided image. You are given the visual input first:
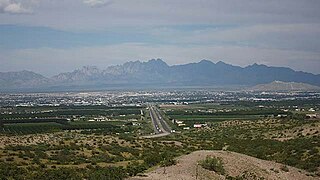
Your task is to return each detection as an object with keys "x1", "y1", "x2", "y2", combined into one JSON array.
[
  {"x1": 88, "y1": 166, "x2": 127, "y2": 180},
  {"x1": 126, "y1": 161, "x2": 147, "y2": 176},
  {"x1": 34, "y1": 167, "x2": 84, "y2": 180},
  {"x1": 280, "y1": 165, "x2": 289, "y2": 172},
  {"x1": 199, "y1": 156, "x2": 225, "y2": 175},
  {"x1": 226, "y1": 171, "x2": 264, "y2": 180},
  {"x1": 160, "y1": 158, "x2": 177, "y2": 167}
]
